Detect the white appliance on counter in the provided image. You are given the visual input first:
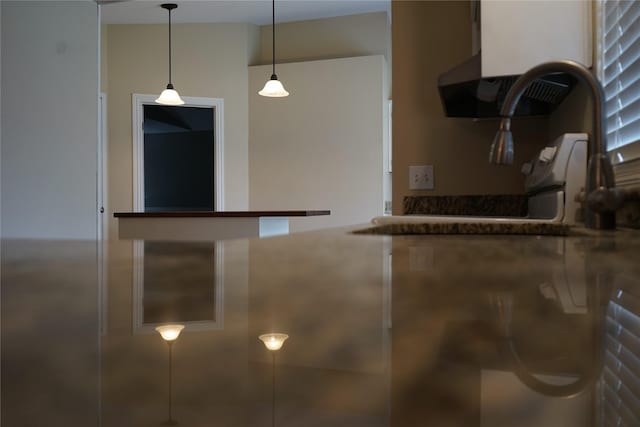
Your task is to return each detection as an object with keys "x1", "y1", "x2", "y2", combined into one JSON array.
[{"x1": 372, "y1": 133, "x2": 588, "y2": 226}]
